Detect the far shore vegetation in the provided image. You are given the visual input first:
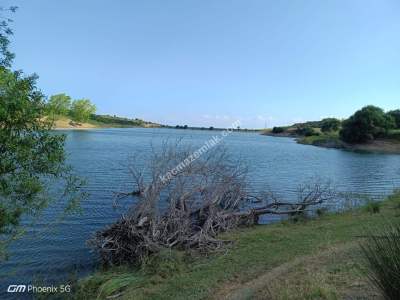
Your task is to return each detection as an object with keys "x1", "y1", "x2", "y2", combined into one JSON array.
[
  {"x1": 263, "y1": 105, "x2": 400, "y2": 154},
  {"x1": 46, "y1": 93, "x2": 161, "y2": 129}
]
